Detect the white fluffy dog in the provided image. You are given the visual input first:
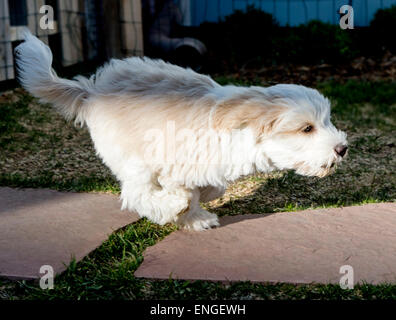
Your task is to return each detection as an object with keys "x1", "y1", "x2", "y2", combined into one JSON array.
[{"x1": 15, "y1": 32, "x2": 347, "y2": 231}]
